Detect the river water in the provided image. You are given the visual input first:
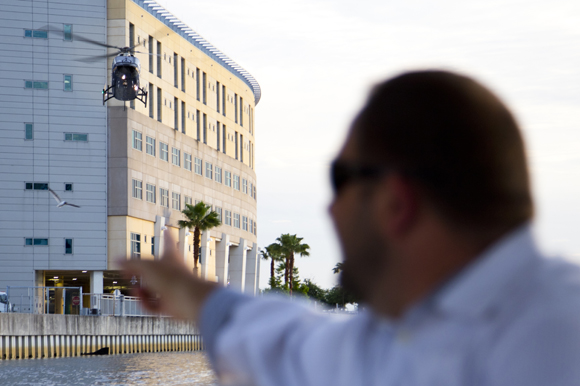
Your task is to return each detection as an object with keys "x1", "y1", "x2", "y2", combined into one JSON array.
[{"x1": 0, "y1": 351, "x2": 217, "y2": 385}]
